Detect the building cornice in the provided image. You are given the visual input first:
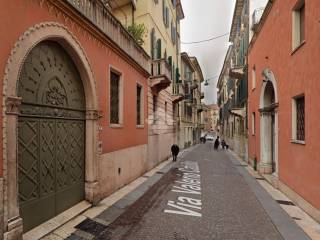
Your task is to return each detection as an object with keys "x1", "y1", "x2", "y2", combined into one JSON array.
[
  {"x1": 181, "y1": 52, "x2": 196, "y2": 72},
  {"x1": 50, "y1": 0, "x2": 151, "y2": 77},
  {"x1": 217, "y1": 45, "x2": 232, "y2": 88},
  {"x1": 190, "y1": 57, "x2": 204, "y2": 82},
  {"x1": 249, "y1": 0, "x2": 275, "y2": 53},
  {"x1": 229, "y1": 0, "x2": 245, "y2": 42}
]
